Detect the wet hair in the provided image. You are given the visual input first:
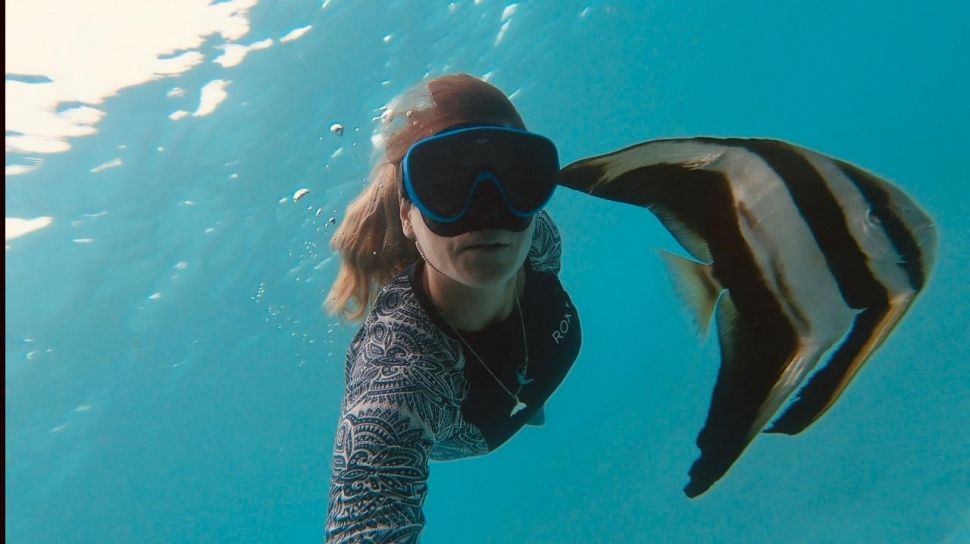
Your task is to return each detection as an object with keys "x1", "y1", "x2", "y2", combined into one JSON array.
[{"x1": 326, "y1": 74, "x2": 526, "y2": 321}]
